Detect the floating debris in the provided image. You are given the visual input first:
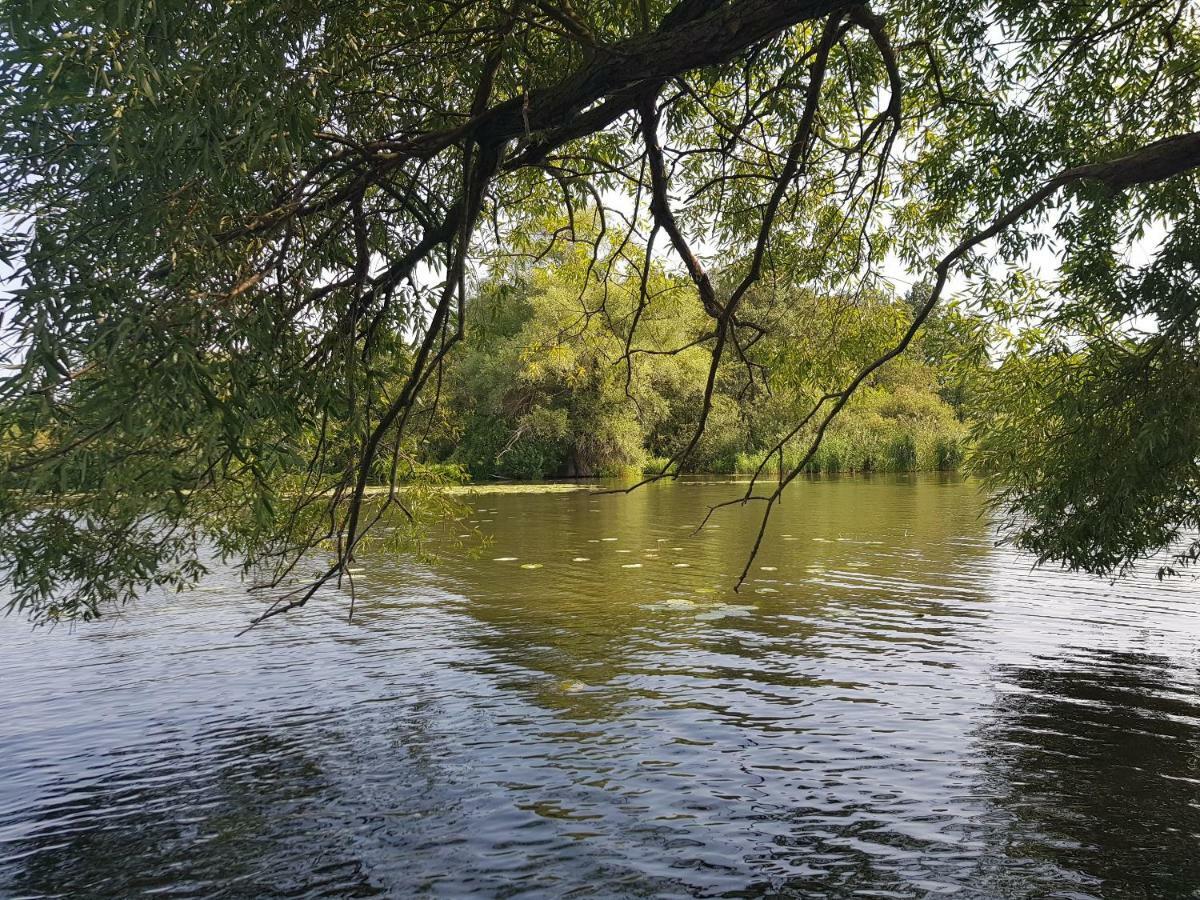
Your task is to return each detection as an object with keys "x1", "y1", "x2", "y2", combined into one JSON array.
[
  {"x1": 696, "y1": 604, "x2": 755, "y2": 621},
  {"x1": 493, "y1": 557, "x2": 519, "y2": 562},
  {"x1": 439, "y1": 483, "x2": 591, "y2": 496},
  {"x1": 655, "y1": 598, "x2": 696, "y2": 610},
  {"x1": 621, "y1": 563, "x2": 643, "y2": 569},
  {"x1": 520, "y1": 563, "x2": 543, "y2": 569}
]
